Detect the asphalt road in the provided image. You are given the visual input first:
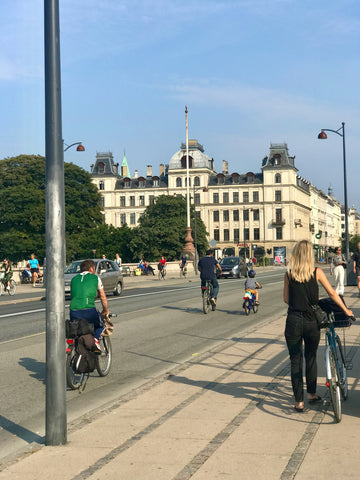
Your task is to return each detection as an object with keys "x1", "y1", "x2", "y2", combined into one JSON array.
[{"x1": 0, "y1": 269, "x2": 287, "y2": 463}]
